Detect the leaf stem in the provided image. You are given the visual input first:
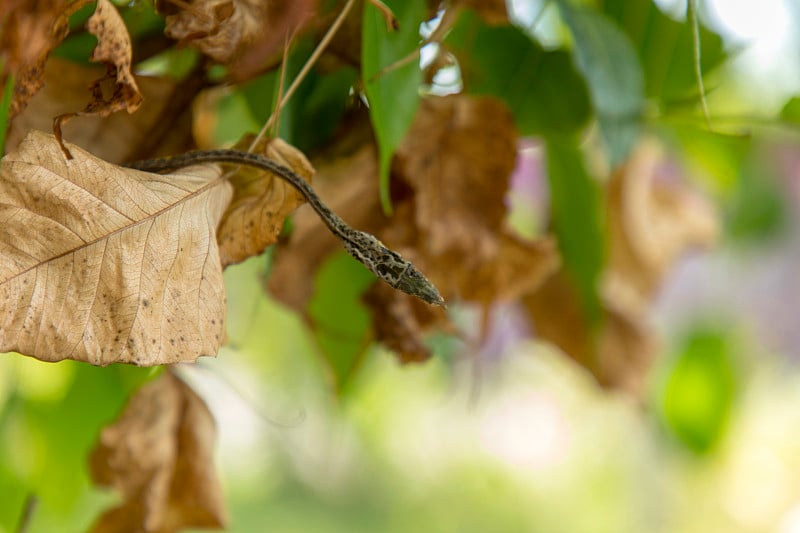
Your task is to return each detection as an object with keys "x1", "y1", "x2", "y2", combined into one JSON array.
[
  {"x1": 688, "y1": 0, "x2": 712, "y2": 130},
  {"x1": 249, "y1": 0, "x2": 358, "y2": 151}
]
